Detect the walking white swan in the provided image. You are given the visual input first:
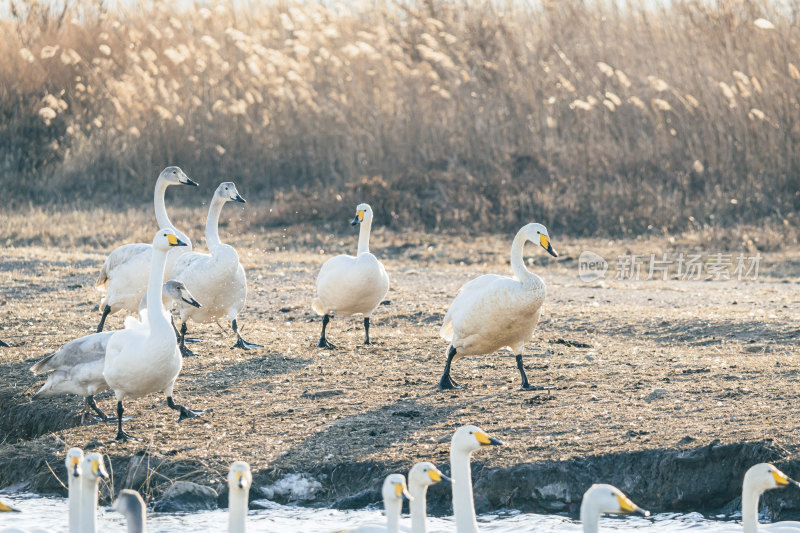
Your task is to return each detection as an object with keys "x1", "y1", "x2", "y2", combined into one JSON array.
[
  {"x1": 438, "y1": 223, "x2": 557, "y2": 390},
  {"x1": 742, "y1": 463, "x2": 800, "y2": 533},
  {"x1": 103, "y1": 229, "x2": 207, "y2": 441},
  {"x1": 313, "y1": 203, "x2": 389, "y2": 348},
  {"x1": 95, "y1": 166, "x2": 197, "y2": 332},
  {"x1": 113, "y1": 490, "x2": 146, "y2": 533},
  {"x1": 31, "y1": 281, "x2": 200, "y2": 423},
  {"x1": 449, "y1": 425, "x2": 503, "y2": 533},
  {"x1": 336, "y1": 474, "x2": 412, "y2": 533},
  {"x1": 408, "y1": 462, "x2": 448, "y2": 533},
  {"x1": 170, "y1": 182, "x2": 261, "y2": 356},
  {"x1": 228, "y1": 461, "x2": 252, "y2": 533},
  {"x1": 580, "y1": 484, "x2": 649, "y2": 533}
]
